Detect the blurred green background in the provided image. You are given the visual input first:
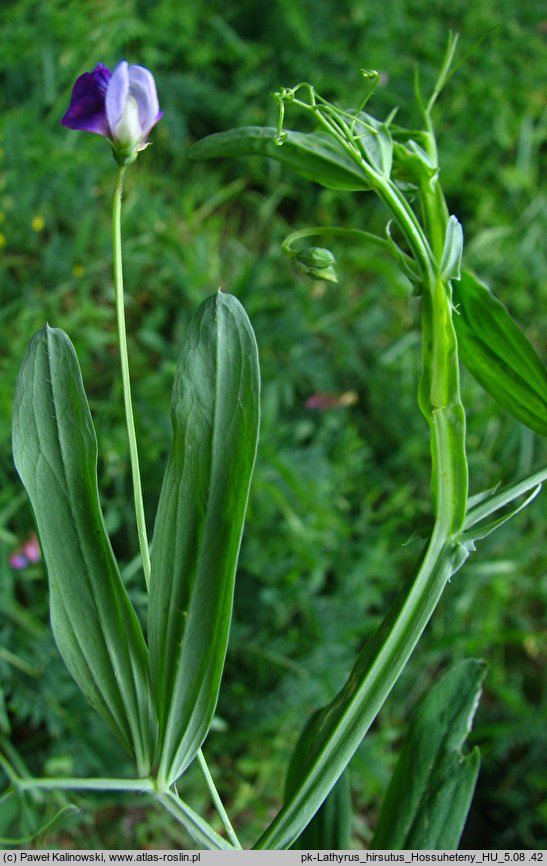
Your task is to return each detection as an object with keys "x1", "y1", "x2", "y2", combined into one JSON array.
[{"x1": 1, "y1": 0, "x2": 546, "y2": 849}]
